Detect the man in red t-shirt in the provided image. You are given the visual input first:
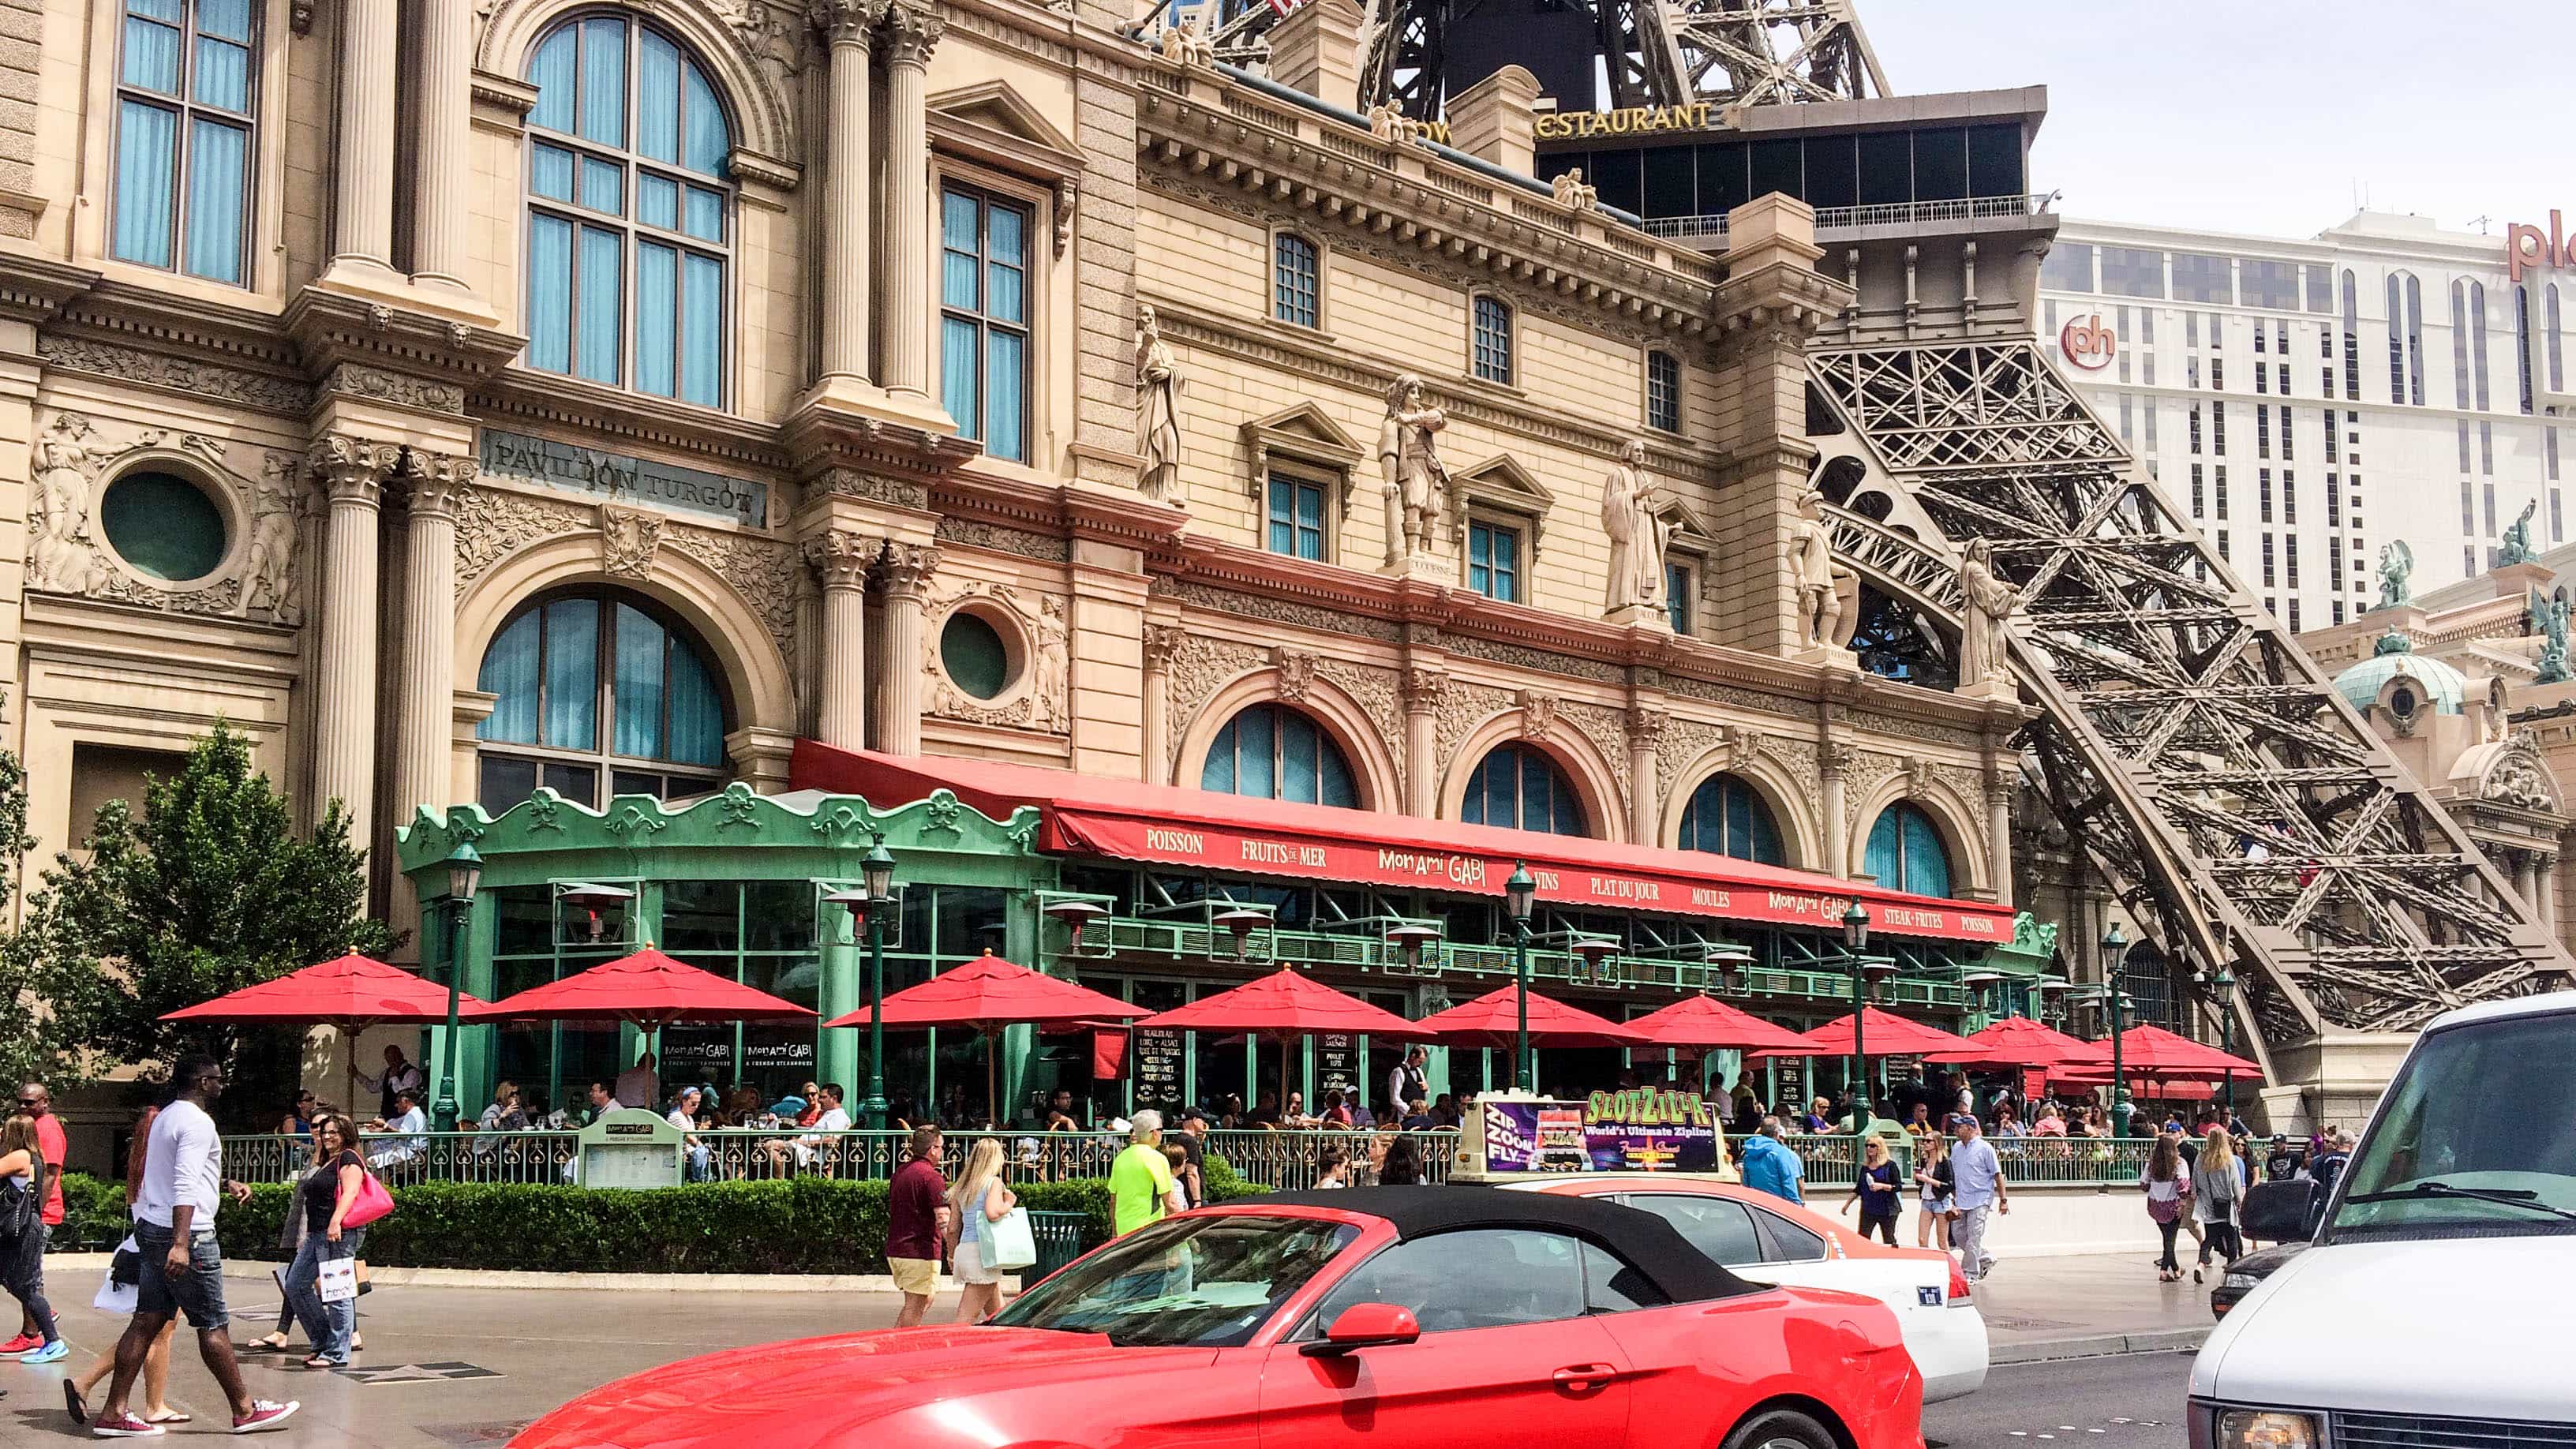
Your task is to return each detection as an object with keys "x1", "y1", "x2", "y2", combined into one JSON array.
[
  {"x1": 885, "y1": 1125, "x2": 949, "y2": 1328},
  {"x1": 1, "y1": 1081, "x2": 67, "y2": 1354}
]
